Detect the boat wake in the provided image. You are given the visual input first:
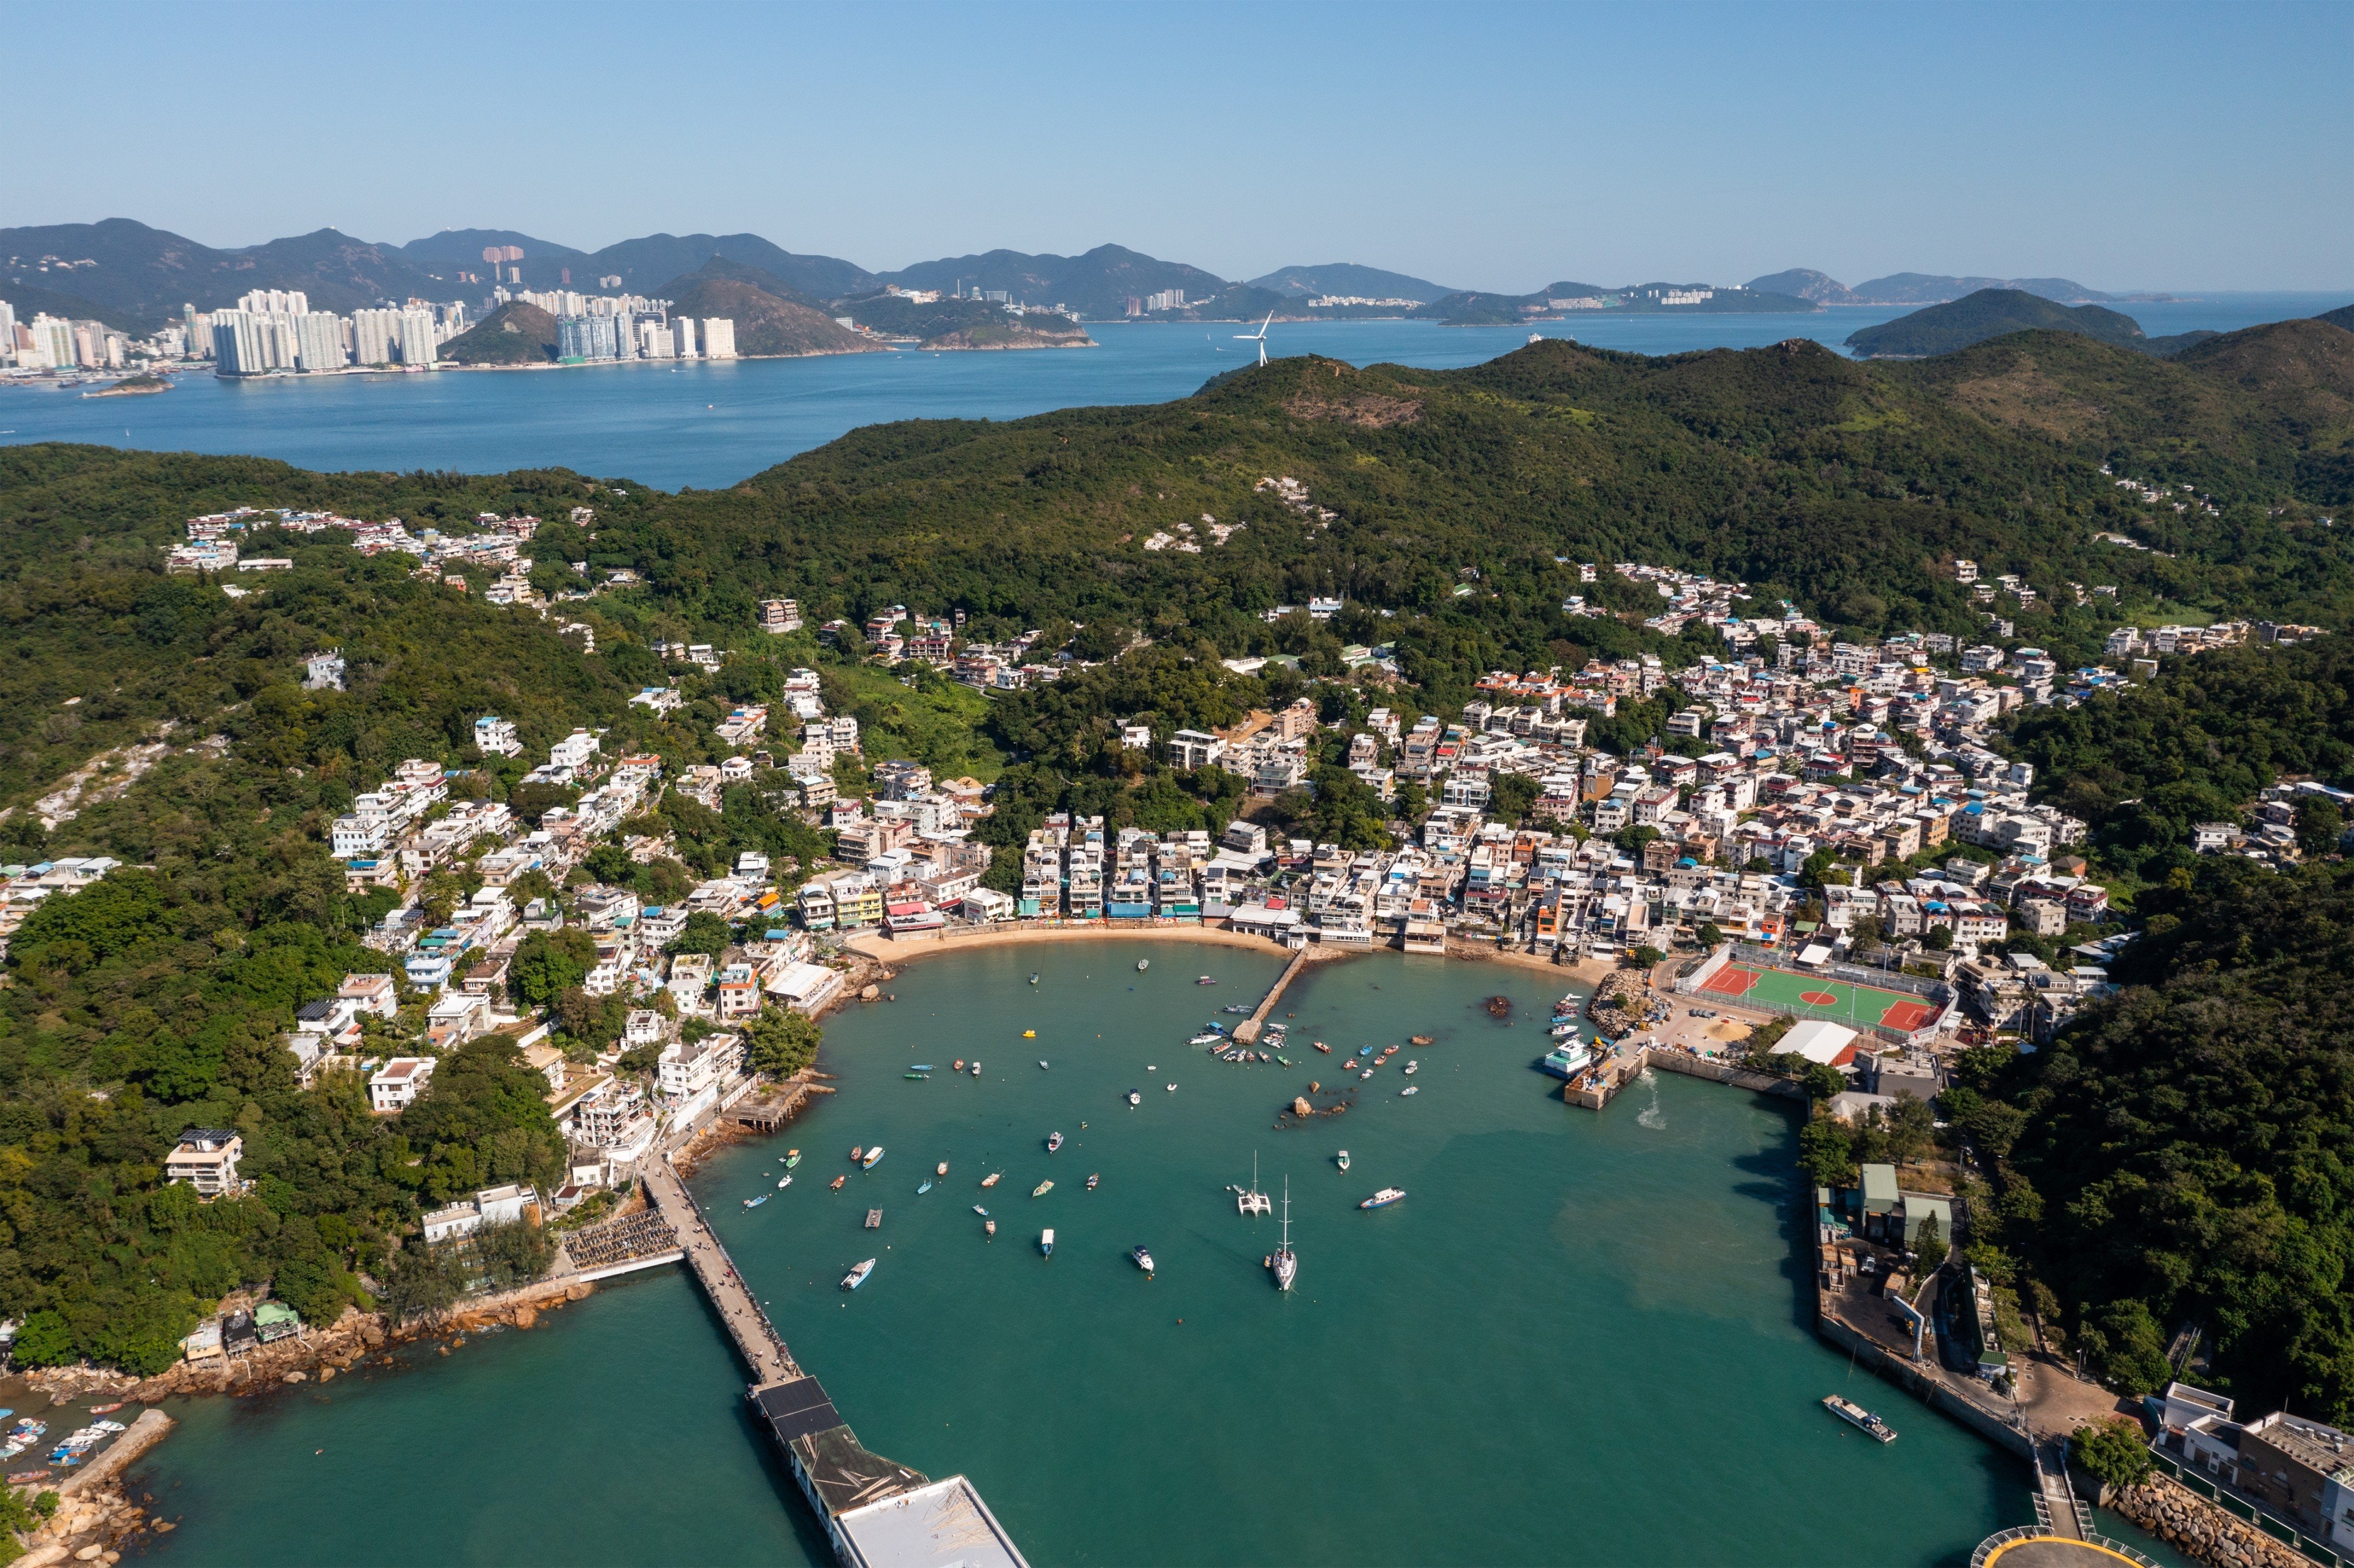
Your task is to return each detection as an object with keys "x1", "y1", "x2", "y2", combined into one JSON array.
[{"x1": 1635, "y1": 1067, "x2": 1666, "y2": 1131}]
